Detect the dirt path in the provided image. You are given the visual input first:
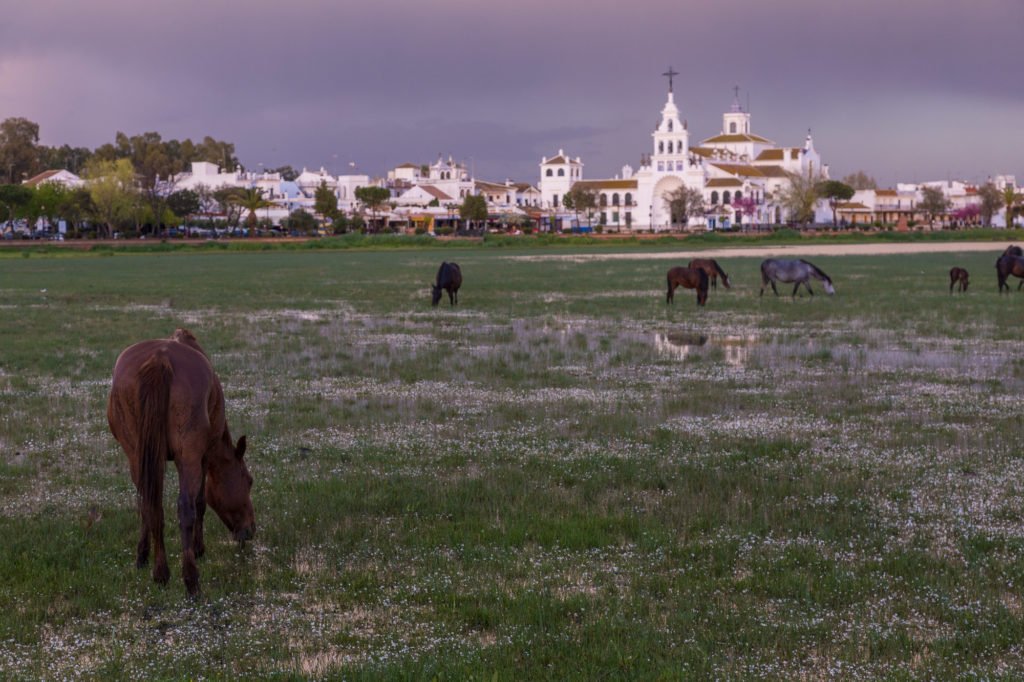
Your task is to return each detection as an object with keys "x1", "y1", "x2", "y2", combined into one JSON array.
[{"x1": 509, "y1": 241, "x2": 1013, "y2": 262}]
